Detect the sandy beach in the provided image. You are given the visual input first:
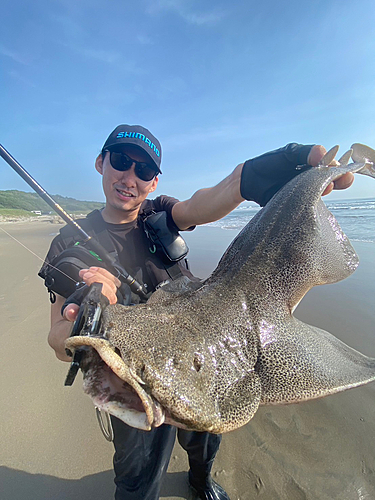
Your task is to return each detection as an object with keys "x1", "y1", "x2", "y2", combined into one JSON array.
[{"x1": 0, "y1": 220, "x2": 374, "y2": 500}]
